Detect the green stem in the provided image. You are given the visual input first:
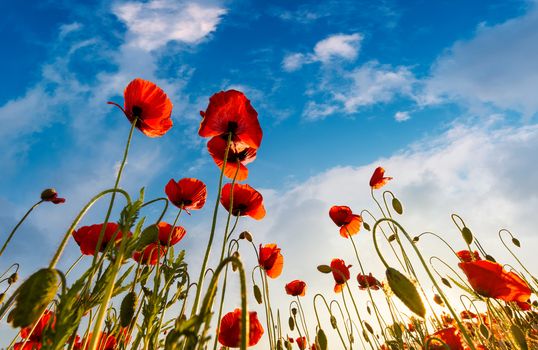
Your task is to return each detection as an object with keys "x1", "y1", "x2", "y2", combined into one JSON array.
[
  {"x1": 190, "y1": 132, "x2": 232, "y2": 316},
  {"x1": 0, "y1": 200, "x2": 43, "y2": 258}
]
